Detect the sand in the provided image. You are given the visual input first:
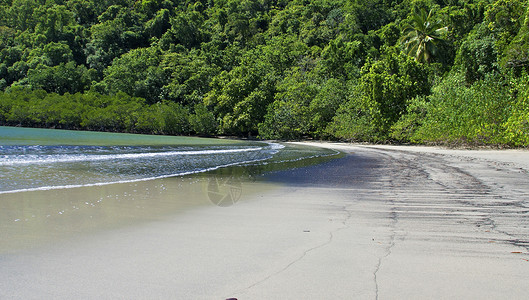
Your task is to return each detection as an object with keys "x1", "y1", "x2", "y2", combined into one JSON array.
[{"x1": 1, "y1": 143, "x2": 528, "y2": 299}]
